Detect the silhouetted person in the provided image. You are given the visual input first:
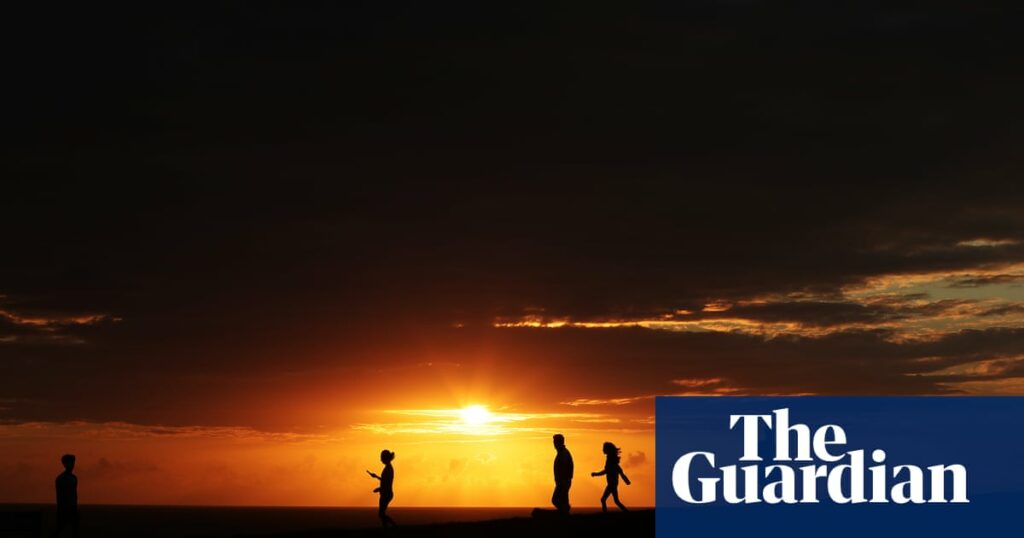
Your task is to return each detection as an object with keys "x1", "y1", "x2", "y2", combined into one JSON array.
[
  {"x1": 54, "y1": 454, "x2": 78, "y2": 538},
  {"x1": 551, "y1": 434, "x2": 573, "y2": 514},
  {"x1": 367, "y1": 449, "x2": 397, "y2": 527},
  {"x1": 591, "y1": 442, "x2": 630, "y2": 512}
]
